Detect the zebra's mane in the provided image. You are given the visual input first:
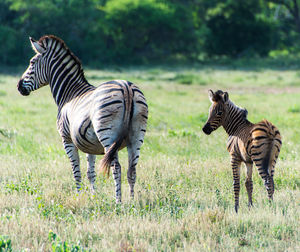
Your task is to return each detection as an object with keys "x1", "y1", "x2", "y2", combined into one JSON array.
[
  {"x1": 212, "y1": 90, "x2": 248, "y2": 119},
  {"x1": 227, "y1": 99, "x2": 248, "y2": 119},
  {"x1": 38, "y1": 35, "x2": 85, "y2": 74}
]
